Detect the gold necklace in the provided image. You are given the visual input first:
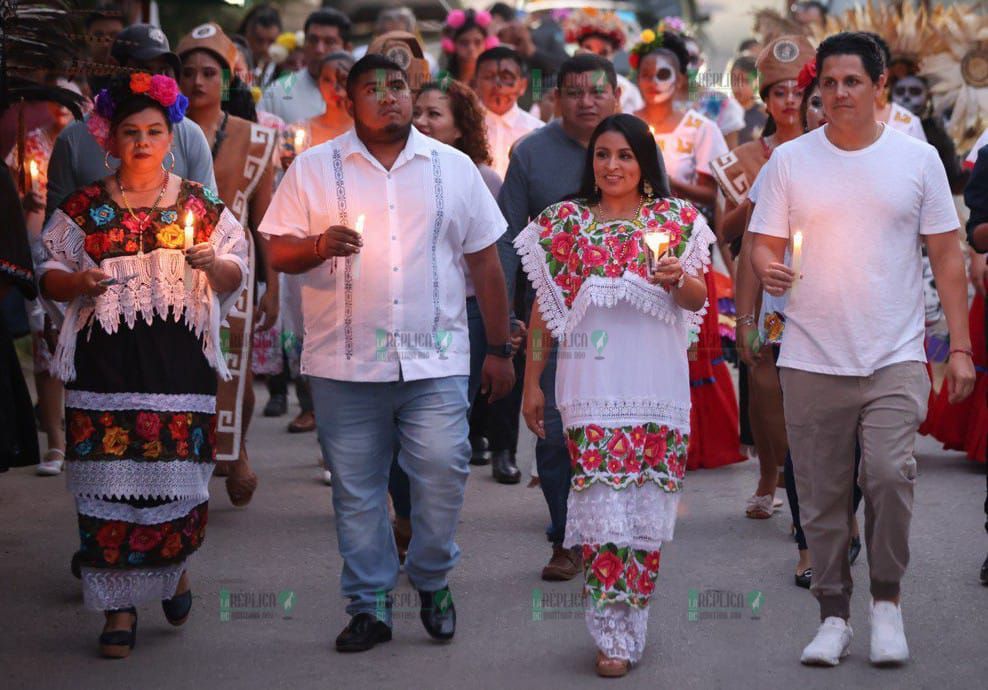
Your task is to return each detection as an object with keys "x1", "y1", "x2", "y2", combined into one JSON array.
[
  {"x1": 117, "y1": 170, "x2": 169, "y2": 231},
  {"x1": 593, "y1": 194, "x2": 645, "y2": 223}
]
